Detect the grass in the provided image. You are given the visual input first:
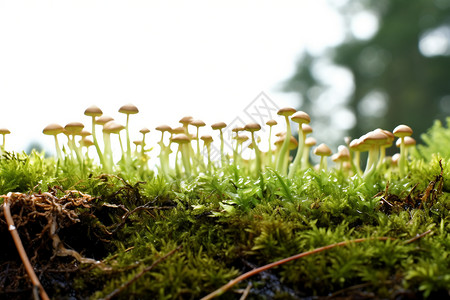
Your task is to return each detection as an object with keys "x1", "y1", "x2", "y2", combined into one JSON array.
[{"x1": 0, "y1": 117, "x2": 449, "y2": 299}]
